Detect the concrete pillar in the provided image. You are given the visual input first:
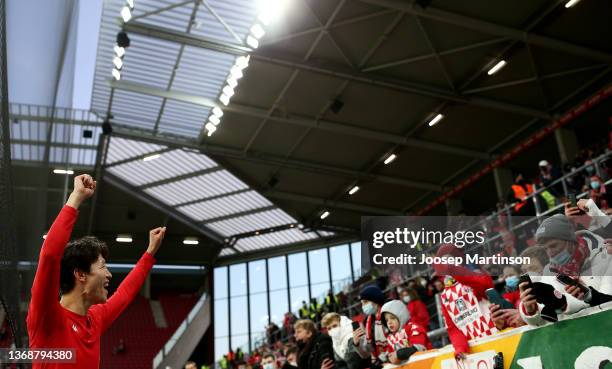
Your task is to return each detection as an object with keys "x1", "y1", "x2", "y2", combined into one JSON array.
[
  {"x1": 445, "y1": 198, "x2": 463, "y2": 216},
  {"x1": 555, "y1": 128, "x2": 579, "y2": 165},
  {"x1": 493, "y1": 168, "x2": 514, "y2": 202}
]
